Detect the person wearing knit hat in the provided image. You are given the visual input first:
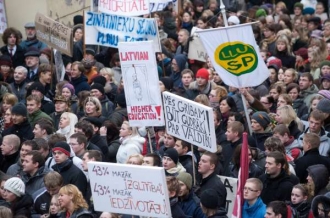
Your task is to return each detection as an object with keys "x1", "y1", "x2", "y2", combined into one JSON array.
[
  {"x1": 40, "y1": 47, "x2": 52, "y2": 61},
  {"x1": 316, "y1": 98, "x2": 330, "y2": 114},
  {"x1": 251, "y1": 111, "x2": 271, "y2": 131},
  {"x1": 0, "y1": 55, "x2": 12, "y2": 68},
  {"x1": 62, "y1": 83, "x2": 75, "y2": 97},
  {"x1": 52, "y1": 141, "x2": 88, "y2": 197},
  {"x1": 319, "y1": 90, "x2": 330, "y2": 100},
  {"x1": 294, "y1": 48, "x2": 308, "y2": 60},
  {"x1": 163, "y1": 148, "x2": 186, "y2": 176},
  {"x1": 159, "y1": 77, "x2": 173, "y2": 92},
  {"x1": 82, "y1": 58, "x2": 98, "y2": 84},
  {"x1": 4, "y1": 177, "x2": 25, "y2": 197},
  {"x1": 228, "y1": 15, "x2": 240, "y2": 25},
  {"x1": 186, "y1": 68, "x2": 213, "y2": 100},
  {"x1": 294, "y1": 3, "x2": 304, "y2": 16},
  {"x1": 11, "y1": 103, "x2": 28, "y2": 117},
  {"x1": 200, "y1": 189, "x2": 227, "y2": 217},
  {"x1": 90, "y1": 83, "x2": 114, "y2": 118},
  {"x1": 92, "y1": 75, "x2": 106, "y2": 86},
  {"x1": 256, "y1": 8, "x2": 267, "y2": 18},
  {"x1": 321, "y1": 74, "x2": 330, "y2": 90},
  {"x1": 176, "y1": 172, "x2": 205, "y2": 217},
  {"x1": 303, "y1": 7, "x2": 315, "y2": 15},
  {"x1": 308, "y1": 17, "x2": 321, "y2": 31}
]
